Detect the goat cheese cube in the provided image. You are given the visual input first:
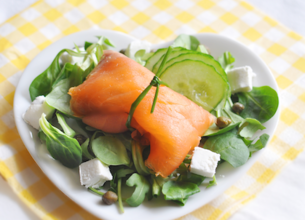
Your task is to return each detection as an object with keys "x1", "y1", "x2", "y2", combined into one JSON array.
[
  {"x1": 125, "y1": 40, "x2": 151, "y2": 60},
  {"x1": 227, "y1": 66, "x2": 256, "y2": 94},
  {"x1": 79, "y1": 158, "x2": 112, "y2": 188},
  {"x1": 190, "y1": 147, "x2": 220, "y2": 178},
  {"x1": 23, "y1": 96, "x2": 55, "y2": 130}
]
